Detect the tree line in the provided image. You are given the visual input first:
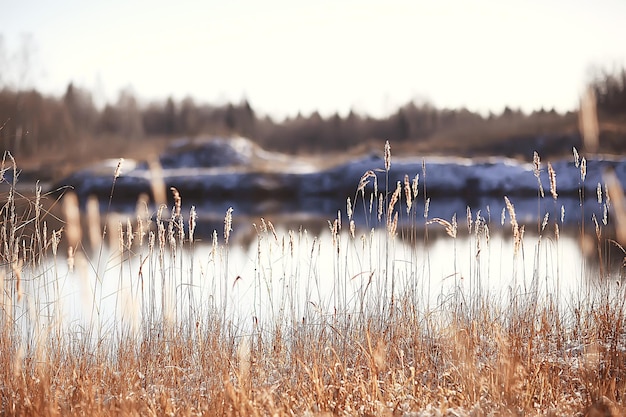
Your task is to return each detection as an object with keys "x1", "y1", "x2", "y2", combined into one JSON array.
[{"x1": 0, "y1": 67, "x2": 624, "y2": 159}]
